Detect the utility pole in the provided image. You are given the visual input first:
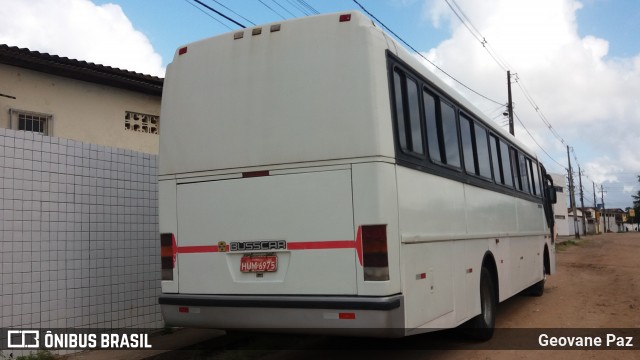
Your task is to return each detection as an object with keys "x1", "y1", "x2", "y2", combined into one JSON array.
[
  {"x1": 507, "y1": 71, "x2": 514, "y2": 136},
  {"x1": 578, "y1": 167, "x2": 587, "y2": 235},
  {"x1": 593, "y1": 181, "x2": 599, "y2": 233},
  {"x1": 600, "y1": 184, "x2": 607, "y2": 233},
  {"x1": 567, "y1": 146, "x2": 579, "y2": 239}
]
